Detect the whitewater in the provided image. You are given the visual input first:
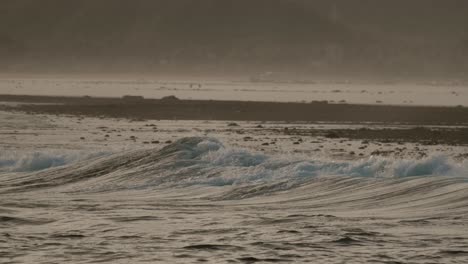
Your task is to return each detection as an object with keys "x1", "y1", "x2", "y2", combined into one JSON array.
[{"x1": 1, "y1": 134, "x2": 468, "y2": 263}]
